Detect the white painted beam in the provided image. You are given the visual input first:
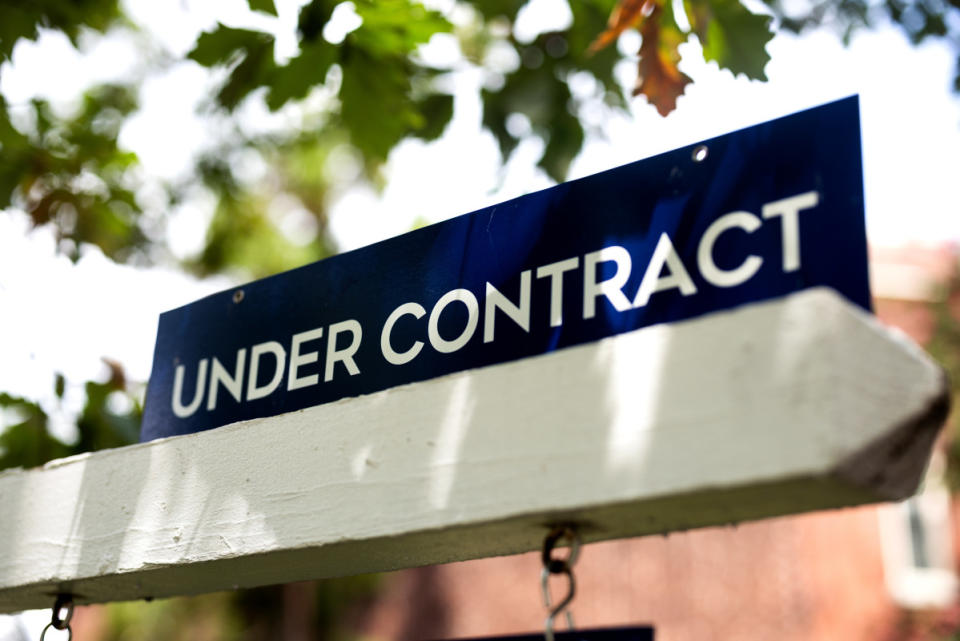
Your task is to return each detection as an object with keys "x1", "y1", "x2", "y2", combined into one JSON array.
[{"x1": 0, "y1": 288, "x2": 948, "y2": 613}]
